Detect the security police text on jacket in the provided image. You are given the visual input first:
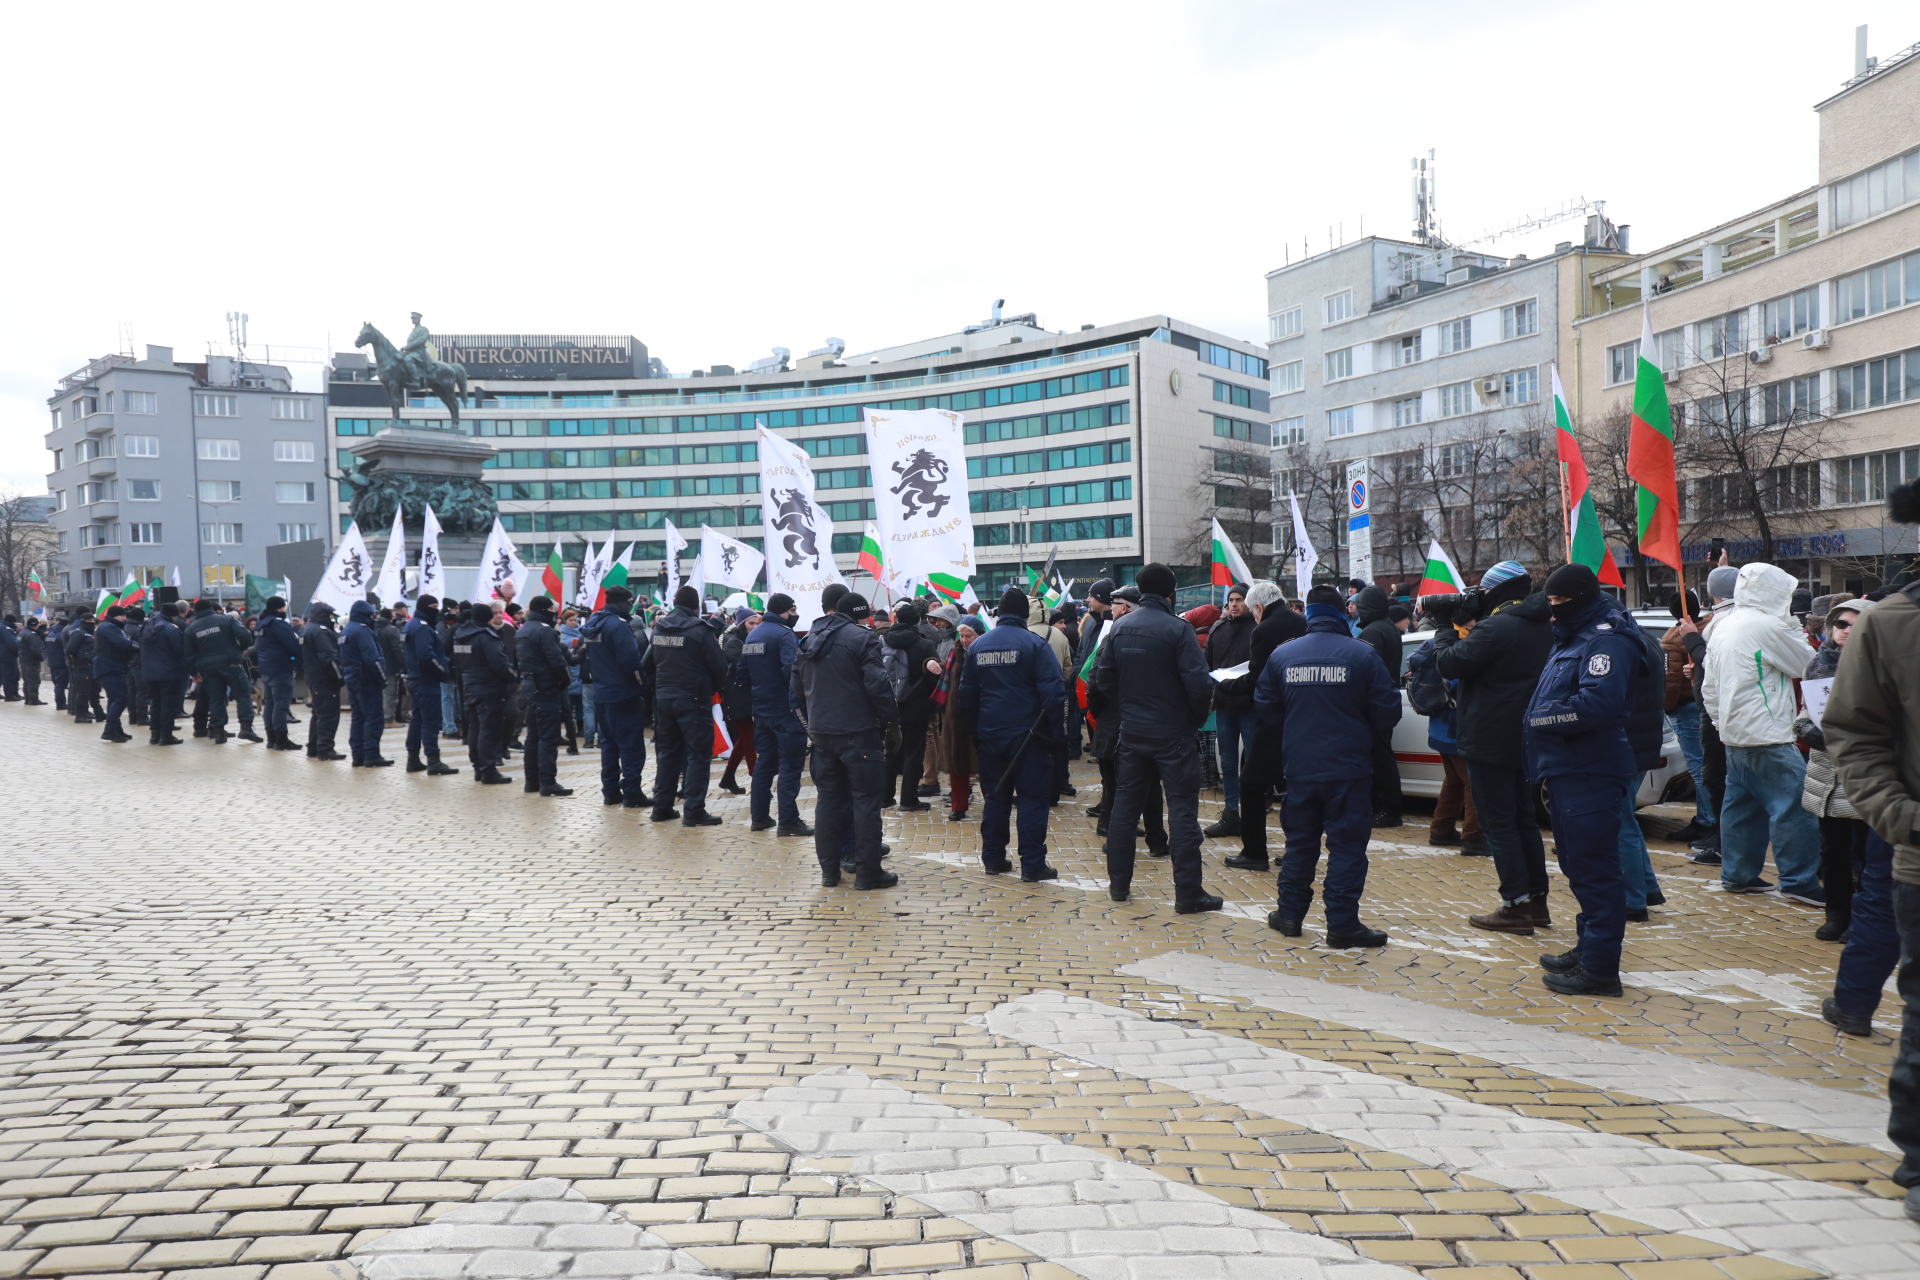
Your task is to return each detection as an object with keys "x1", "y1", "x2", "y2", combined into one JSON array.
[
  {"x1": 1252, "y1": 601, "x2": 1403, "y2": 783},
  {"x1": 340, "y1": 600, "x2": 387, "y2": 687},
  {"x1": 255, "y1": 604, "x2": 303, "y2": 681},
  {"x1": 94, "y1": 615, "x2": 136, "y2": 676},
  {"x1": 791, "y1": 603, "x2": 896, "y2": 734},
  {"x1": 1089, "y1": 592, "x2": 1212, "y2": 740},
  {"x1": 649, "y1": 601, "x2": 729, "y2": 702},
  {"x1": 183, "y1": 603, "x2": 253, "y2": 672},
  {"x1": 139, "y1": 612, "x2": 187, "y2": 683},
  {"x1": 956, "y1": 607, "x2": 1064, "y2": 750},
  {"x1": 580, "y1": 598, "x2": 650, "y2": 703},
  {"x1": 451, "y1": 612, "x2": 515, "y2": 697},
  {"x1": 740, "y1": 609, "x2": 800, "y2": 719},
  {"x1": 516, "y1": 601, "x2": 572, "y2": 697},
  {"x1": 403, "y1": 604, "x2": 450, "y2": 682},
  {"x1": 1523, "y1": 579, "x2": 1647, "y2": 783}
]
